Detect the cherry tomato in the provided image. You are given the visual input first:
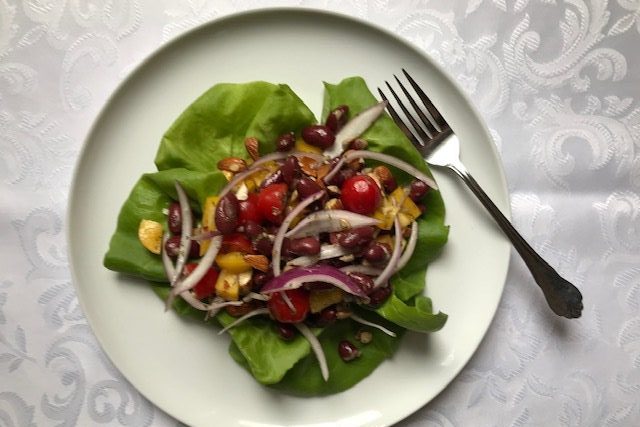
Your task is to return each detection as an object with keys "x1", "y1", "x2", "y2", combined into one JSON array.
[
  {"x1": 257, "y1": 183, "x2": 288, "y2": 225},
  {"x1": 220, "y1": 233, "x2": 254, "y2": 254},
  {"x1": 340, "y1": 175, "x2": 382, "y2": 215},
  {"x1": 238, "y1": 193, "x2": 262, "y2": 225},
  {"x1": 267, "y1": 289, "x2": 310, "y2": 323},
  {"x1": 183, "y1": 263, "x2": 219, "y2": 300}
]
